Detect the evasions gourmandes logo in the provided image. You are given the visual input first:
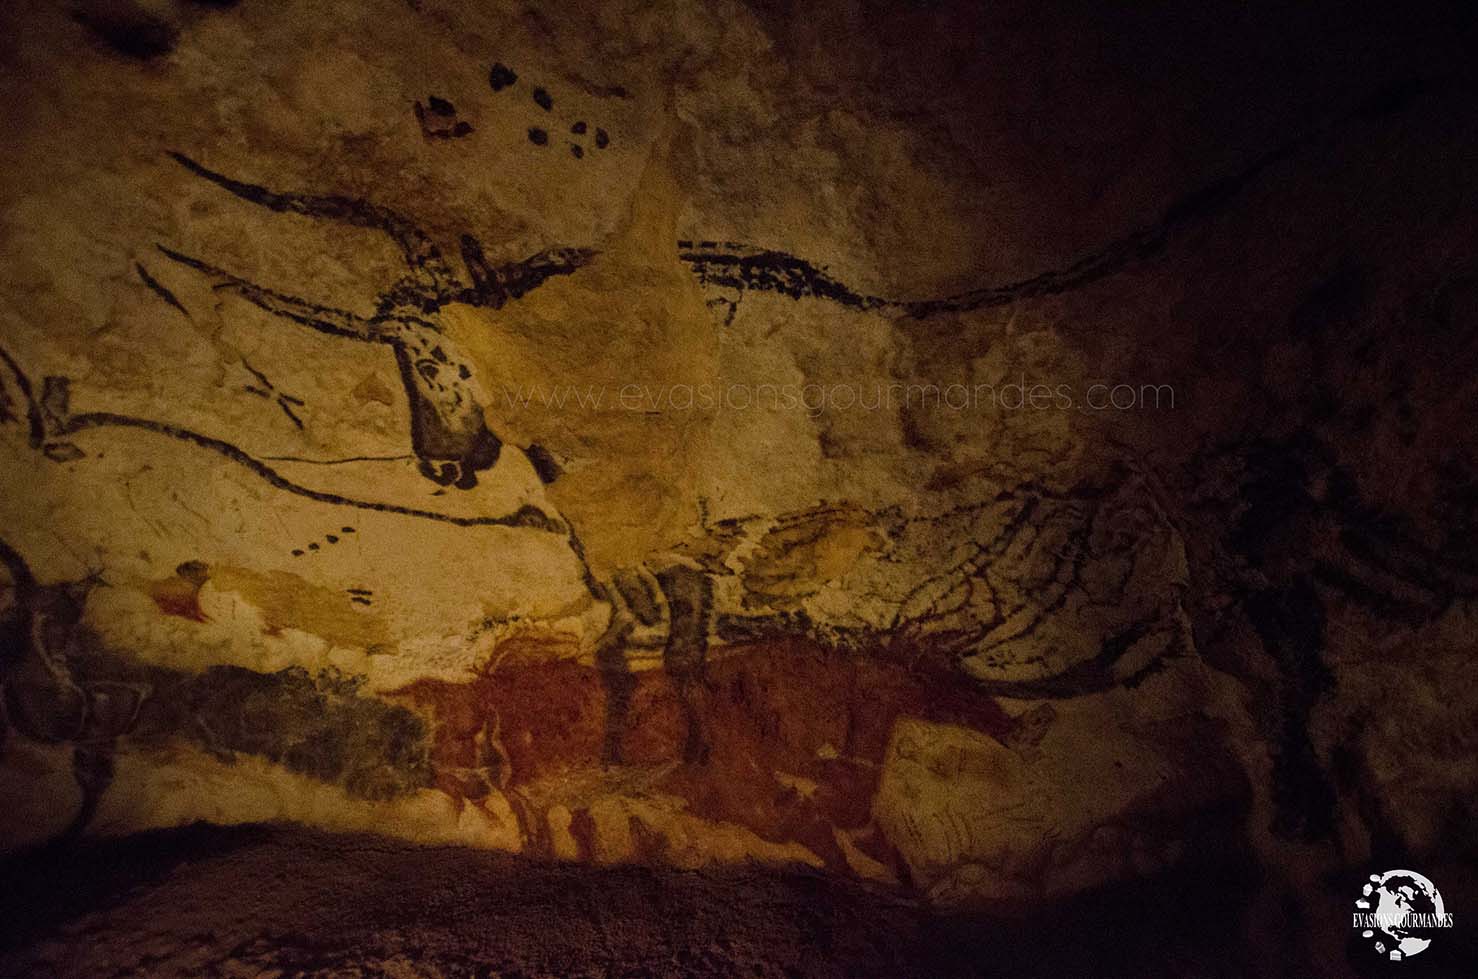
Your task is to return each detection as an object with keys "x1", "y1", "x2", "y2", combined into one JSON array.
[{"x1": 1353, "y1": 870, "x2": 1455, "y2": 961}]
